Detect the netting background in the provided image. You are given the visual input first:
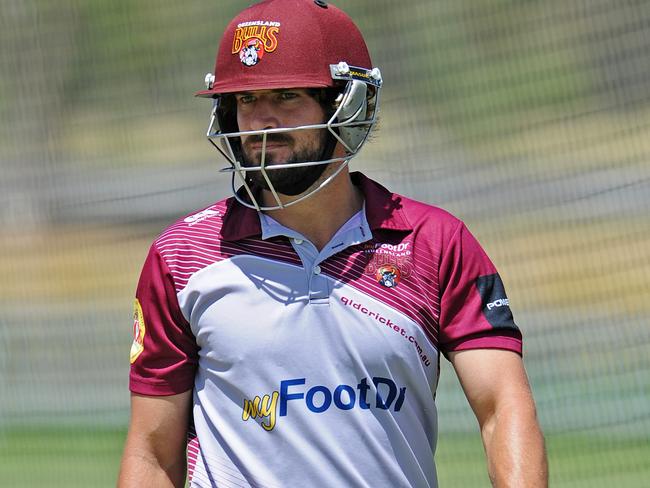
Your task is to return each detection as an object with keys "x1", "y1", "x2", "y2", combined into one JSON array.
[{"x1": 1, "y1": 0, "x2": 649, "y2": 486}]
